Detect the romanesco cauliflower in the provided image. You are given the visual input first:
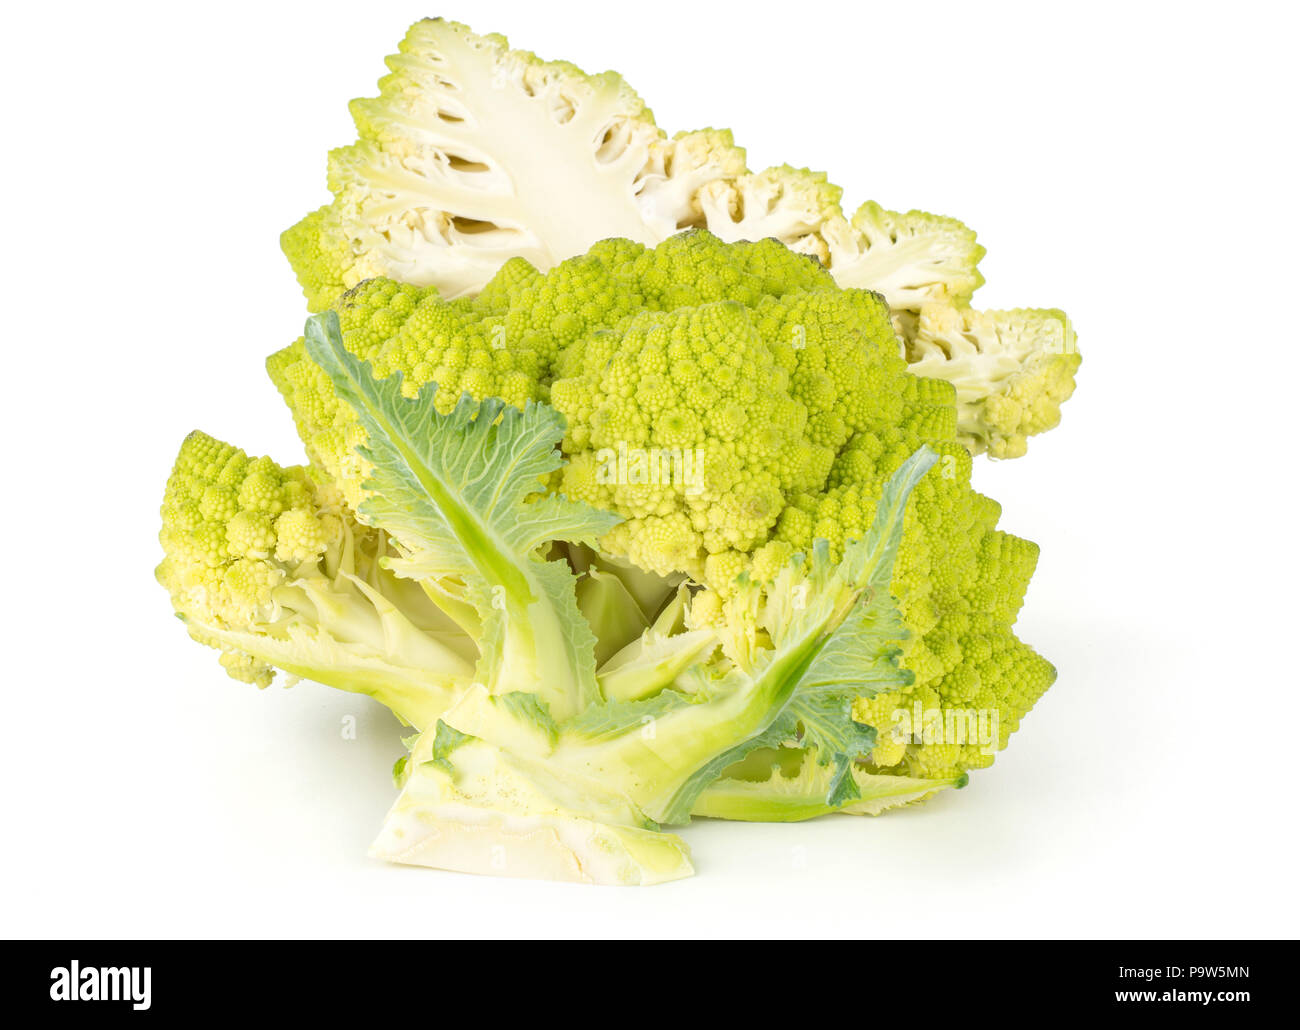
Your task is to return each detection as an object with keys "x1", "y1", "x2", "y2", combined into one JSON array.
[
  {"x1": 265, "y1": 231, "x2": 1053, "y2": 781},
  {"x1": 153, "y1": 21, "x2": 1076, "y2": 885}
]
